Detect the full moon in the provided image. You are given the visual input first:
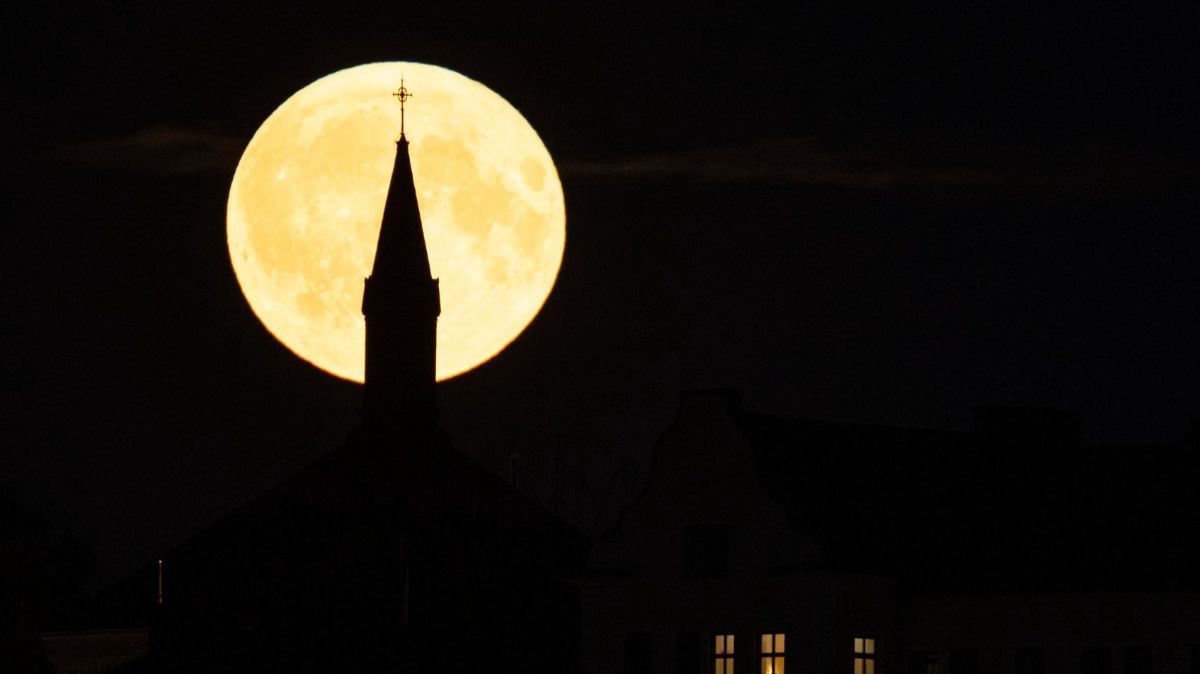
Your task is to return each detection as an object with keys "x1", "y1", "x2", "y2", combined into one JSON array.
[{"x1": 227, "y1": 62, "x2": 565, "y2": 382}]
